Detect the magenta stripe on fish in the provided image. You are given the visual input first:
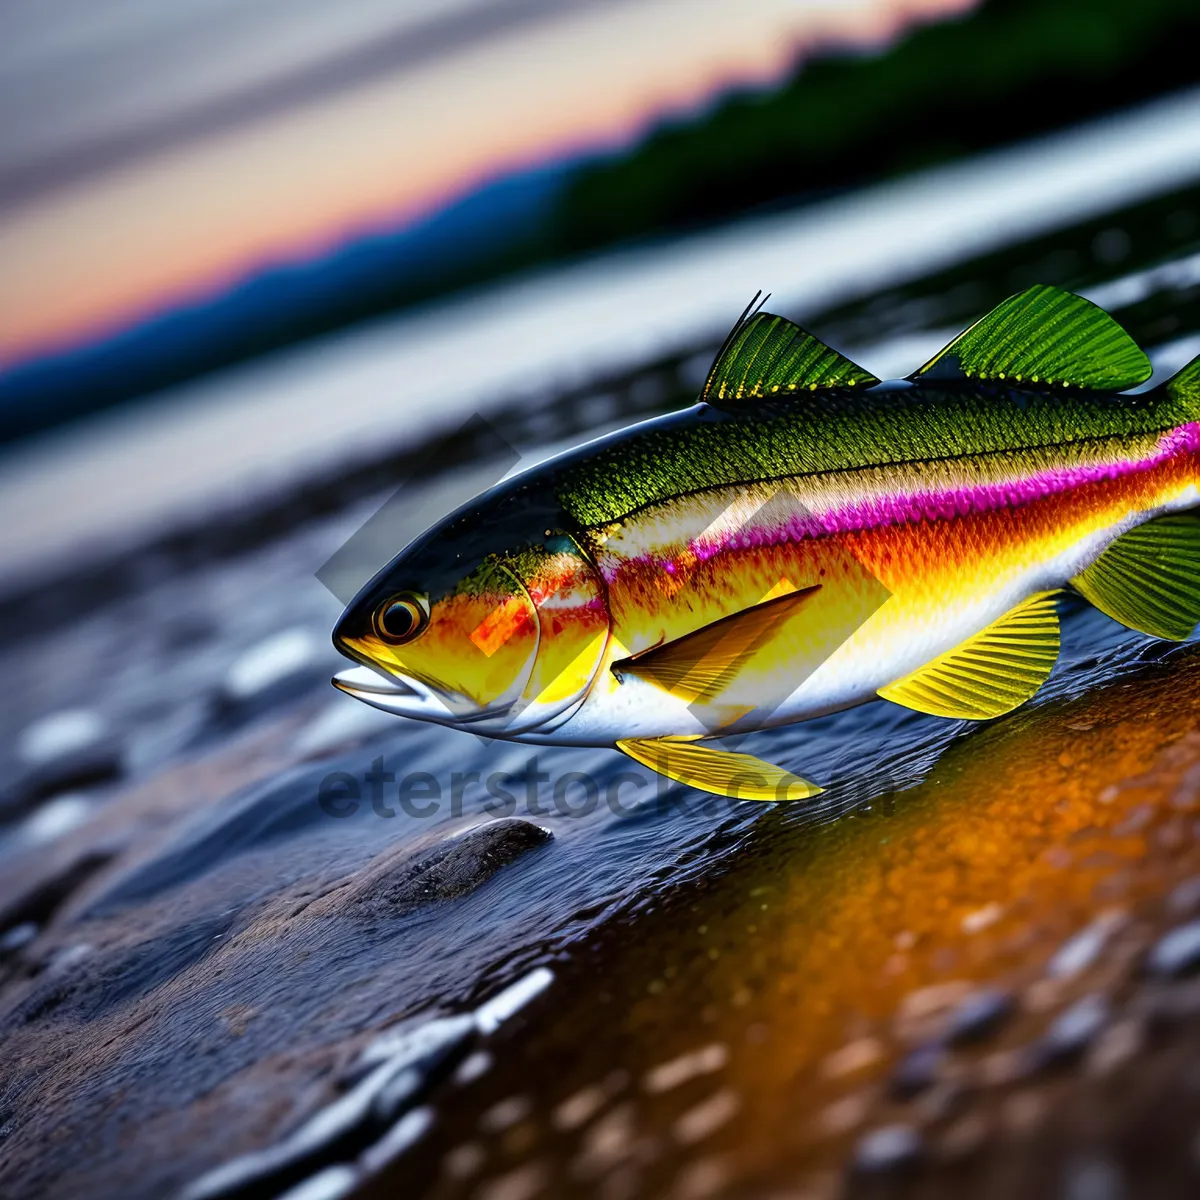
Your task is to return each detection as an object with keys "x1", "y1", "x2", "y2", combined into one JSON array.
[{"x1": 607, "y1": 422, "x2": 1200, "y2": 578}]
